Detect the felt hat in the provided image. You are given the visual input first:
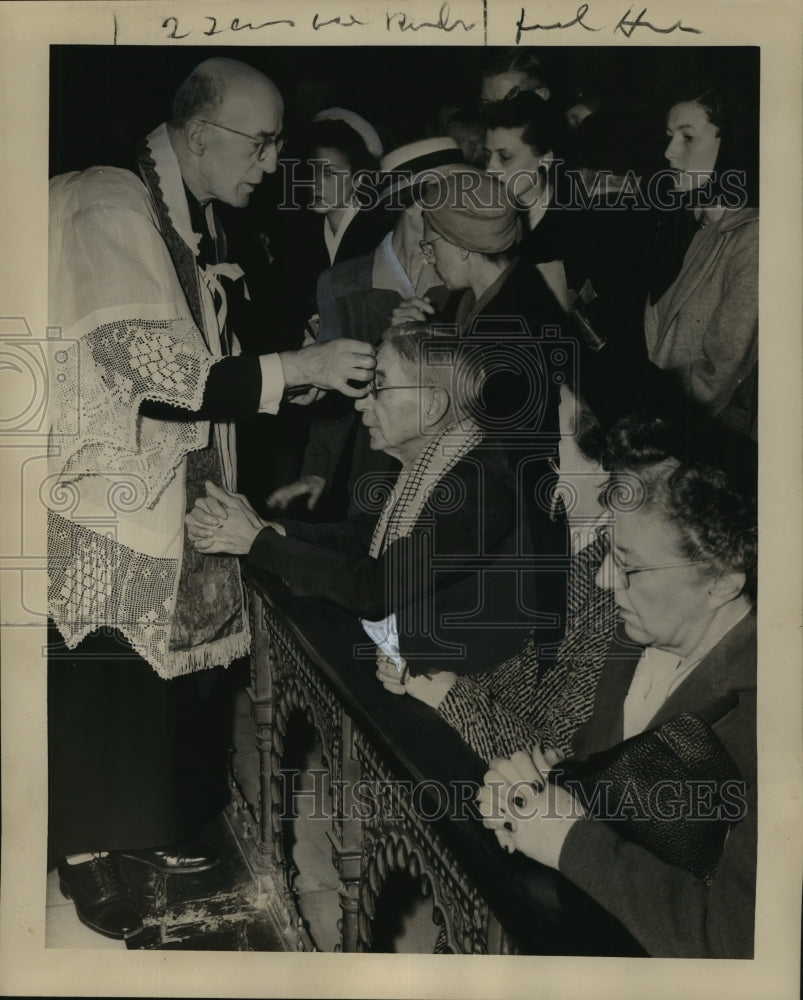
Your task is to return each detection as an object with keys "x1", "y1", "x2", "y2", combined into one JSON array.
[{"x1": 422, "y1": 171, "x2": 519, "y2": 253}]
